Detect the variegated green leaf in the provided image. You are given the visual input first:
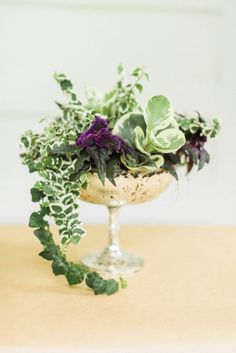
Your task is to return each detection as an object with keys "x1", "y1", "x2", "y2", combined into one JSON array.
[
  {"x1": 134, "y1": 126, "x2": 148, "y2": 155},
  {"x1": 151, "y1": 128, "x2": 186, "y2": 153},
  {"x1": 113, "y1": 113, "x2": 146, "y2": 147},
  {"x1": 145, "y1": 95, "x2": 173, "y2": 133}
]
